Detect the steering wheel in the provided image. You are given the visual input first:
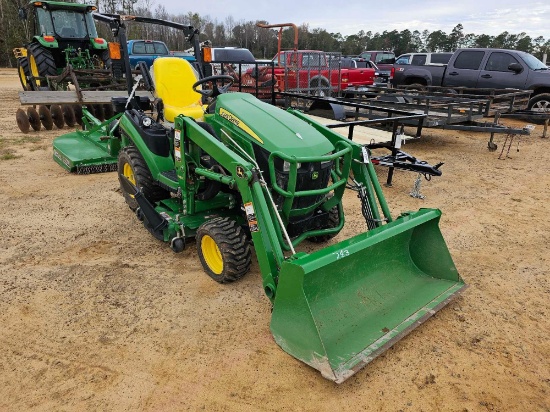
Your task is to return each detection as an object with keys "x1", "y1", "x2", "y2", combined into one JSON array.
[{"x1": 192, "y1": 75, "x2": 235, "y2": 98}]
